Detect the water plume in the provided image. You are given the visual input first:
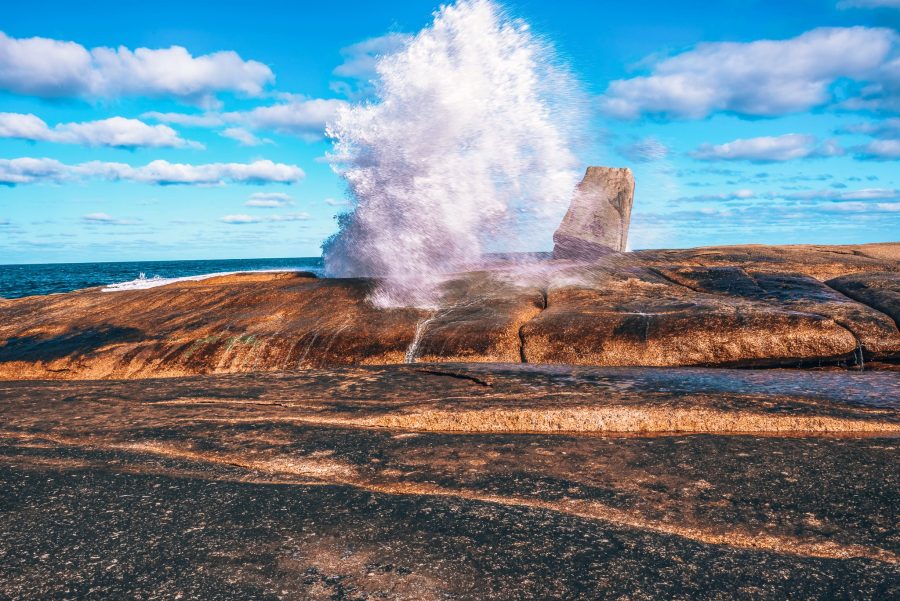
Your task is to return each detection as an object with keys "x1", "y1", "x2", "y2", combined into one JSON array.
[{"x1": 324, "y1": 0, "x2": 586, "y2": 307}]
